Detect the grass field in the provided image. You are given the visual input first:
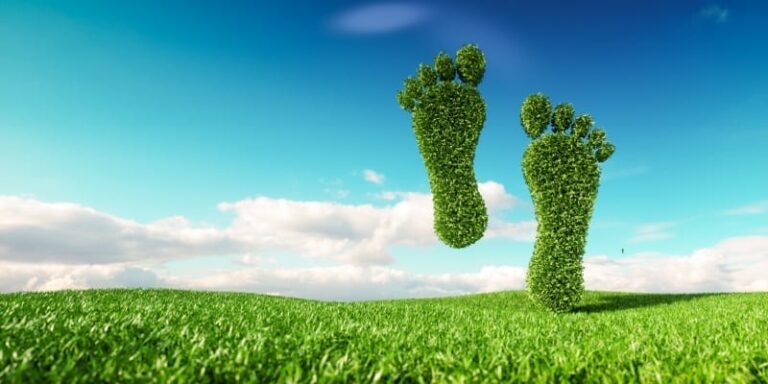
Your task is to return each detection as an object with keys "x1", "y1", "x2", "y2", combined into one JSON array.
[{"x1": 1, "y1": 289, "x2": 767, "y2": 383}]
